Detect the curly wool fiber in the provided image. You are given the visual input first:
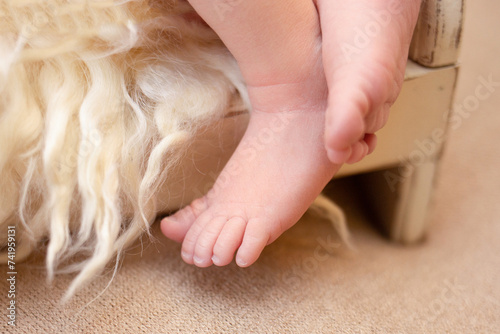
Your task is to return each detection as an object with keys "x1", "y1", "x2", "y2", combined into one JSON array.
[{"x1": 0, "y1": 0, "x2": 247, "y2": 300}]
